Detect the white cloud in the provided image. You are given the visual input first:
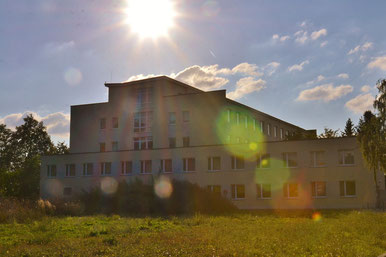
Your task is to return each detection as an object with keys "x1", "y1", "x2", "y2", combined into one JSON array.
[
  {"x1": 348, "y1": 42, "x2": 373, "y2": 55},
  {"x1": 126, "y1": 74, "x2": 160, "y2": 82},
  {"x1": 297, "y1": 83, "x2": 353, "y2": 102},
  {"x1": 231, "y1": 63, "x2": 262, "y2": 76},
  {"x1": 306, "y1": 75, "x2": 325, "y2": 85},
  {"x1": 43, "y1": 41, "x2": 75, "y2": 55},
  {"x1": 320, "y1": 41, "x2": 328, "y2": 47},
  {"x1": 288, "y1": 60, "x2": 310, "y2": 72},
  {"x1": 280, "y1": 35, "x2": 290, "y2": 42},
  {"x1": 310, "y1": 28, "x2": 327, "y2": 40},
  {"x1": 0, "y1": 111, "x2": 70, "y2": 138},
  {"x1": 337, "y1": 73, "x2": 349, "y2": 79},
  {"x1": 294, "y1": 30, "x2": 308, "y2": 44},
  {"x1": 272, "y1": 34, "x2": 279, "y2": 40},
  {"x1": 173, "y1": 65, "x2": 229, "y2": 91},
  {"x1": 227, "y1": 77, "x2": 266, "y2": 100},
  {"x1": 264, "y1": 62, "x2": 280, "y2": 76},
  {"x1": 361, "y1": 85, "x2": 371, "y2": 93},
  {"x1": 345, "y1": 93, "x2": 375, "y2": 114},
  {"x1": 367, "y1": 56, "x2": 386, "y2": 71}
]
